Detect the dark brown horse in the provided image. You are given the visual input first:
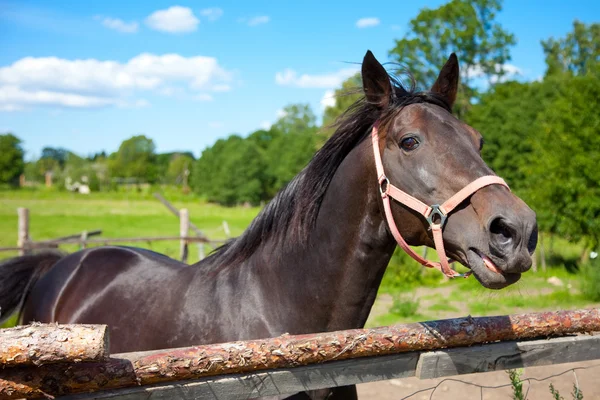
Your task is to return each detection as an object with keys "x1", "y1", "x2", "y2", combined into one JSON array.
[{"x1": 0, "y1": 51, "x2": 537, "y2": 399}]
